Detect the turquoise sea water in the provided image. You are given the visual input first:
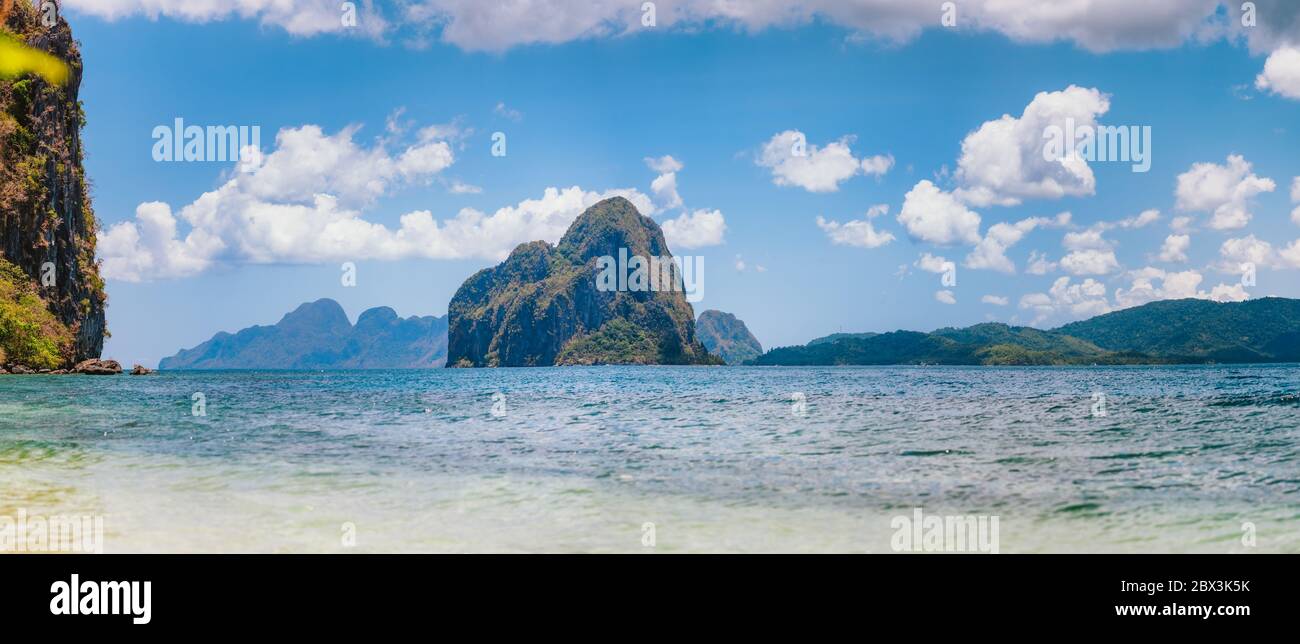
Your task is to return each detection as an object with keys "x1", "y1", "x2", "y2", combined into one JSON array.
[{"x1": 2, "y1": 365, "x2": 1298, "y2": 553}]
